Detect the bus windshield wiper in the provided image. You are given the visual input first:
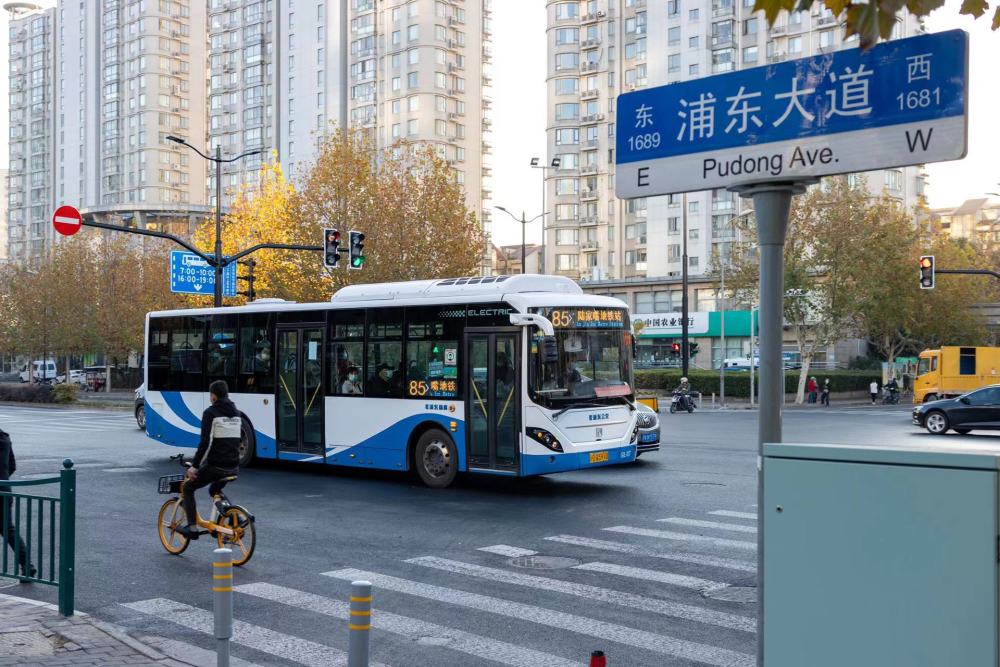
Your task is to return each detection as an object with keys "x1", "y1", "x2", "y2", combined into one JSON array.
[{"x1": 552, "y1": 402, "x2": 608, "y2": 421}]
